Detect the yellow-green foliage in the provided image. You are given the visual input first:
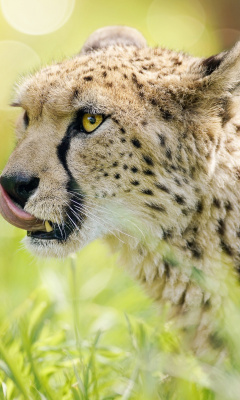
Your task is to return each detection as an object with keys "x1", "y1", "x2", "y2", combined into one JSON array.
[{"x1": 0, "y1": 1, "x2": 240, "y2": 398}]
